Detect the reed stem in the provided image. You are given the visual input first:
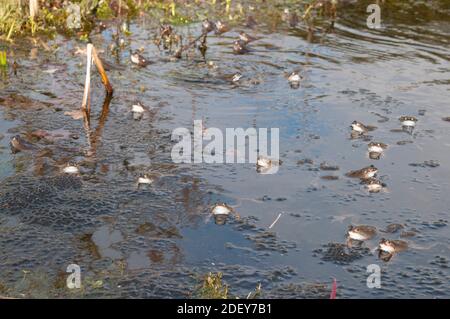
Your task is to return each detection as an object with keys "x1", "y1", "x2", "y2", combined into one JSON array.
[{"x1": 81, "y1": 43, "x2": 93, "y2": 119}]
